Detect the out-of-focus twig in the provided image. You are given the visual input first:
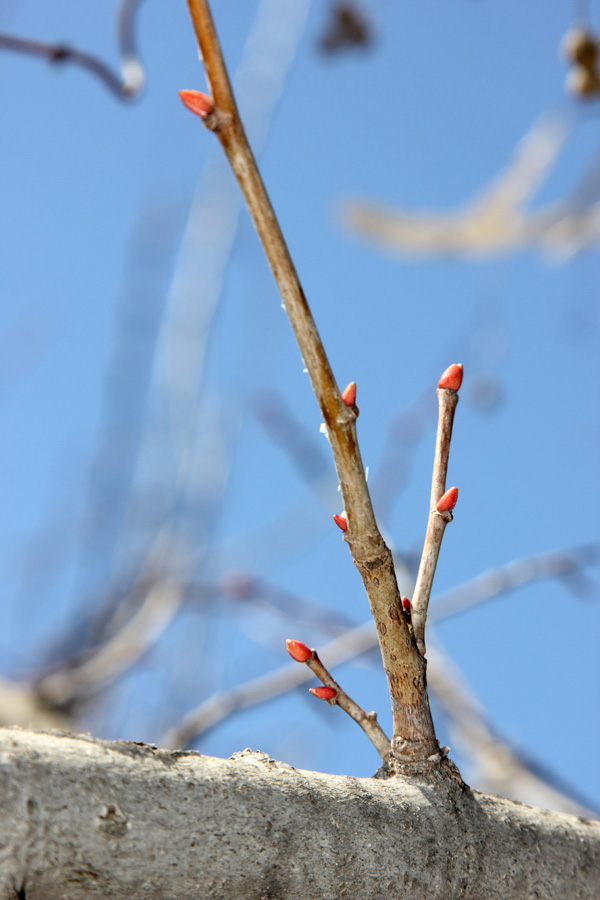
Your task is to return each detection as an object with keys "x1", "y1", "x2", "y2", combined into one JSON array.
[
  {"x1": 183, "y1": 0, "x2": 438, "y2": 762},
  {"x1": 318, "y1": 2, "x2": 373, "y2": 54},
  {"x1": 342, "y1": 112, "x2": 582, "y2": 260},
  {"x1": 563, "y1": 28, "x2": 600, "y2": 98},
  {"x1": 0, "y1": 0, "x2": 145, "y2": 99},
  {"x1": 411, "y1": 365, "x2": 462, "y2": 654},
  {"x1": 0, "y1": 677, "x2": 71, "y2": 732},
  {"x1": 430, "y1": 543, "x2": 599, "y2": 623},
  {"x1": 37, "y1": 574, "x2": 181, "y2": 707},
  {"x1": 133, "y1": 0, "x2": 312, "y2": 550},
  {"x1": 426, "y1": 641, "x2": 599, "y2": 818}
]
